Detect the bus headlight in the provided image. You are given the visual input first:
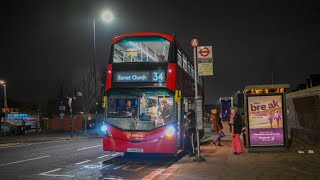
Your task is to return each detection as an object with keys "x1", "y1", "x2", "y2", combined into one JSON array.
[
  {"x1": 100, "y1": 125, "x2": 108, "y2": 134},
  {"x1": 165, "y1": 126, "x2": 175, "y2": 138}
]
